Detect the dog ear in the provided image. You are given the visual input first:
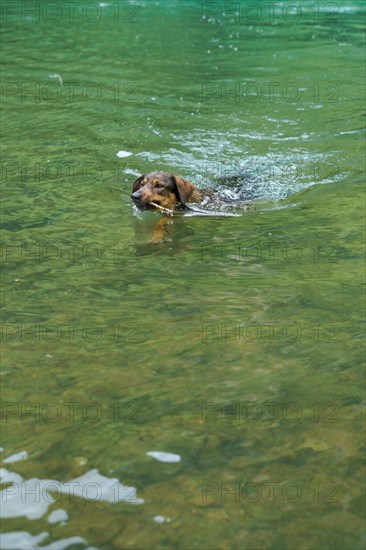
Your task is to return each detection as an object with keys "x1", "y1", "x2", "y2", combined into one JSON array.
[
  {"x1": 132, "y1": 175, "x2": 145, "y2": 192},
  {"x1": 173, "y1": 175, "x2": 196, "y2": 204}
]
